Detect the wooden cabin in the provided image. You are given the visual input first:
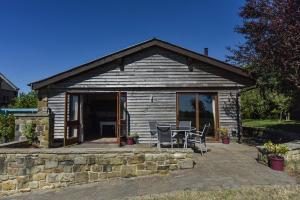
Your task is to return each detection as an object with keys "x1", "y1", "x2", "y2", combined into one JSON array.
[
  {"x1": 30, "y1": 39, "x2": 254, "y2": 146},
  {"x1": 0, "y1": 73, "x2": 19, "y2": 107}
]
